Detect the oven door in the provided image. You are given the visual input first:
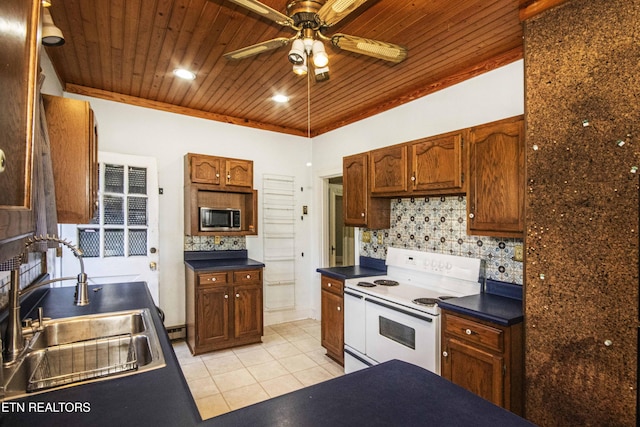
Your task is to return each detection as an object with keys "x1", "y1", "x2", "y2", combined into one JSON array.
[{"x1": 365, "y1": 297, "x2": 440, "y2": 374}]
